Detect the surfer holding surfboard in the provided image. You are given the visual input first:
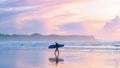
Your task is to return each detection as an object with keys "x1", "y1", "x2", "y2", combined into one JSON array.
[
  {"x1": 48, "y1": 42, "x2": 64, "y2": 65},
  {"x1": 48, "y1": 42, "x2": 64, "y2": 55}
]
